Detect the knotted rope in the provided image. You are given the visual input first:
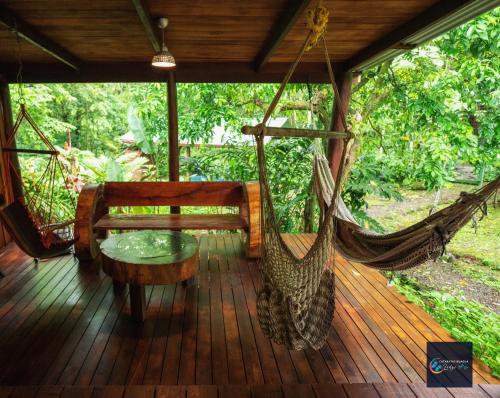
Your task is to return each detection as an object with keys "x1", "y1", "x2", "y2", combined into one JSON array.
[{"x1": 305, "y1": 1, "x2": 329, "y2": 51}]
